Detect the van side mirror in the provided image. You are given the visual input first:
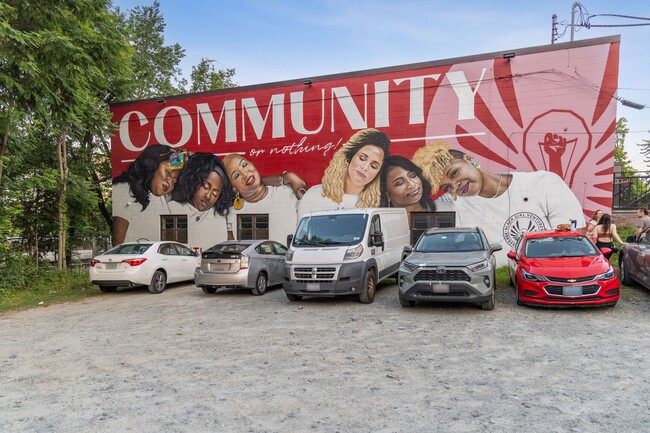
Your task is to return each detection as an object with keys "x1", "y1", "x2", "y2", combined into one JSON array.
[
  {"x1": 286, "y1": 234, "x2": 293, "y2": 247},
  {"x1": 371, "y1": 232, "x2": 384, "y2": 247}
]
